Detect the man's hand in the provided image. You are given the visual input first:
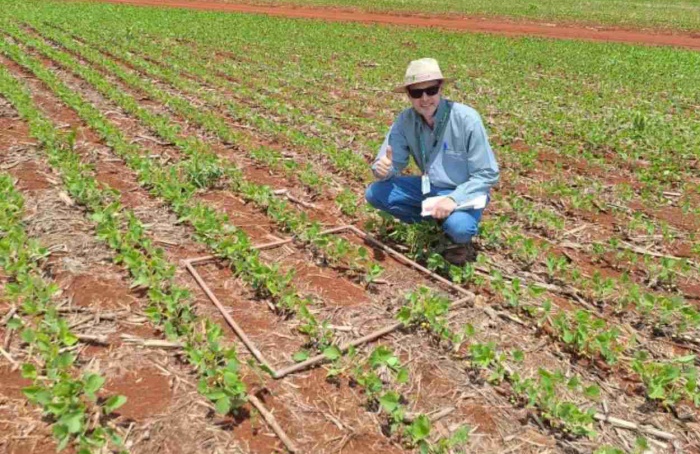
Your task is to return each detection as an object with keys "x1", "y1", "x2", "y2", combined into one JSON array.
[
  {"x1": 432, "y1": 197, "x2": 456, "y2": 219},
  {"x1": 374, "y1": 145, "x2": 393, "y2": 178}
]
